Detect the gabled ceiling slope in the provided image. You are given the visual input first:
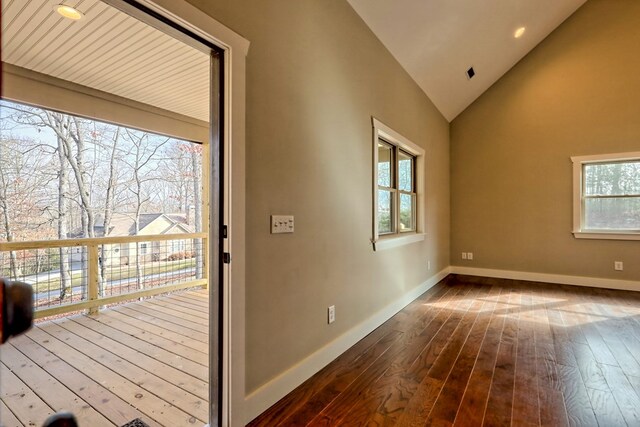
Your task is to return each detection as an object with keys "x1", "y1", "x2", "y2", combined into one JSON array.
[{"x1": 347, "y1": 0, "x2": 586, "y2": 121}]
